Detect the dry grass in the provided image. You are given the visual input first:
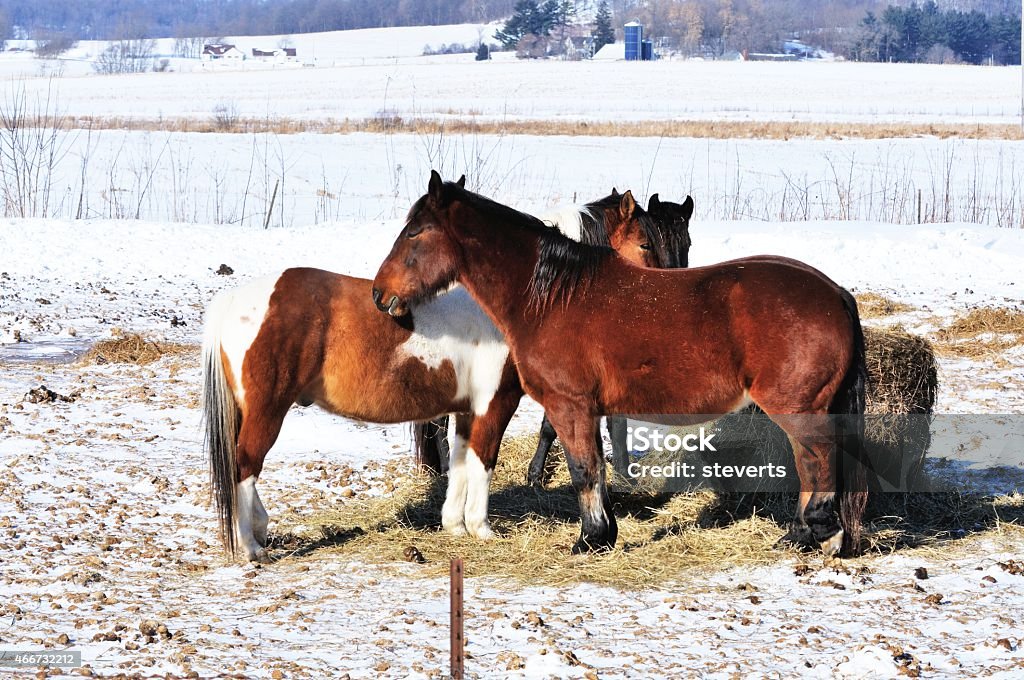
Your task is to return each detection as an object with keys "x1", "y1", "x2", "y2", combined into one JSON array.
[
  {"x1": 272, "y1": 434, "x2": 1022, "y2": 587},
  {"x1": 80, "y1": 331, "x2": 197, "y2": 366},
  {"x1": 933, "y1": 306, "x2": 1024, "y2": 358},
  {"x1": 62, "y1": 115, "x2": 1024, "y2": 141},
  {"x1": 276, "y1": 436, "x2": 800, "y2": 587},
  {"x1": 856, "y1": 293, "x2": 916, "y2": 319}
]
